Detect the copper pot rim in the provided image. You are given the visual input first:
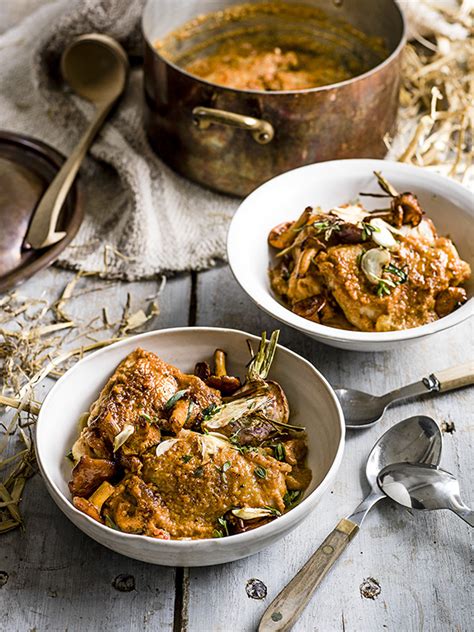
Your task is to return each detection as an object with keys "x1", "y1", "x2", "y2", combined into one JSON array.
[{"x1": 142, "y1": 0, "x2": 406, "y2": 96}]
